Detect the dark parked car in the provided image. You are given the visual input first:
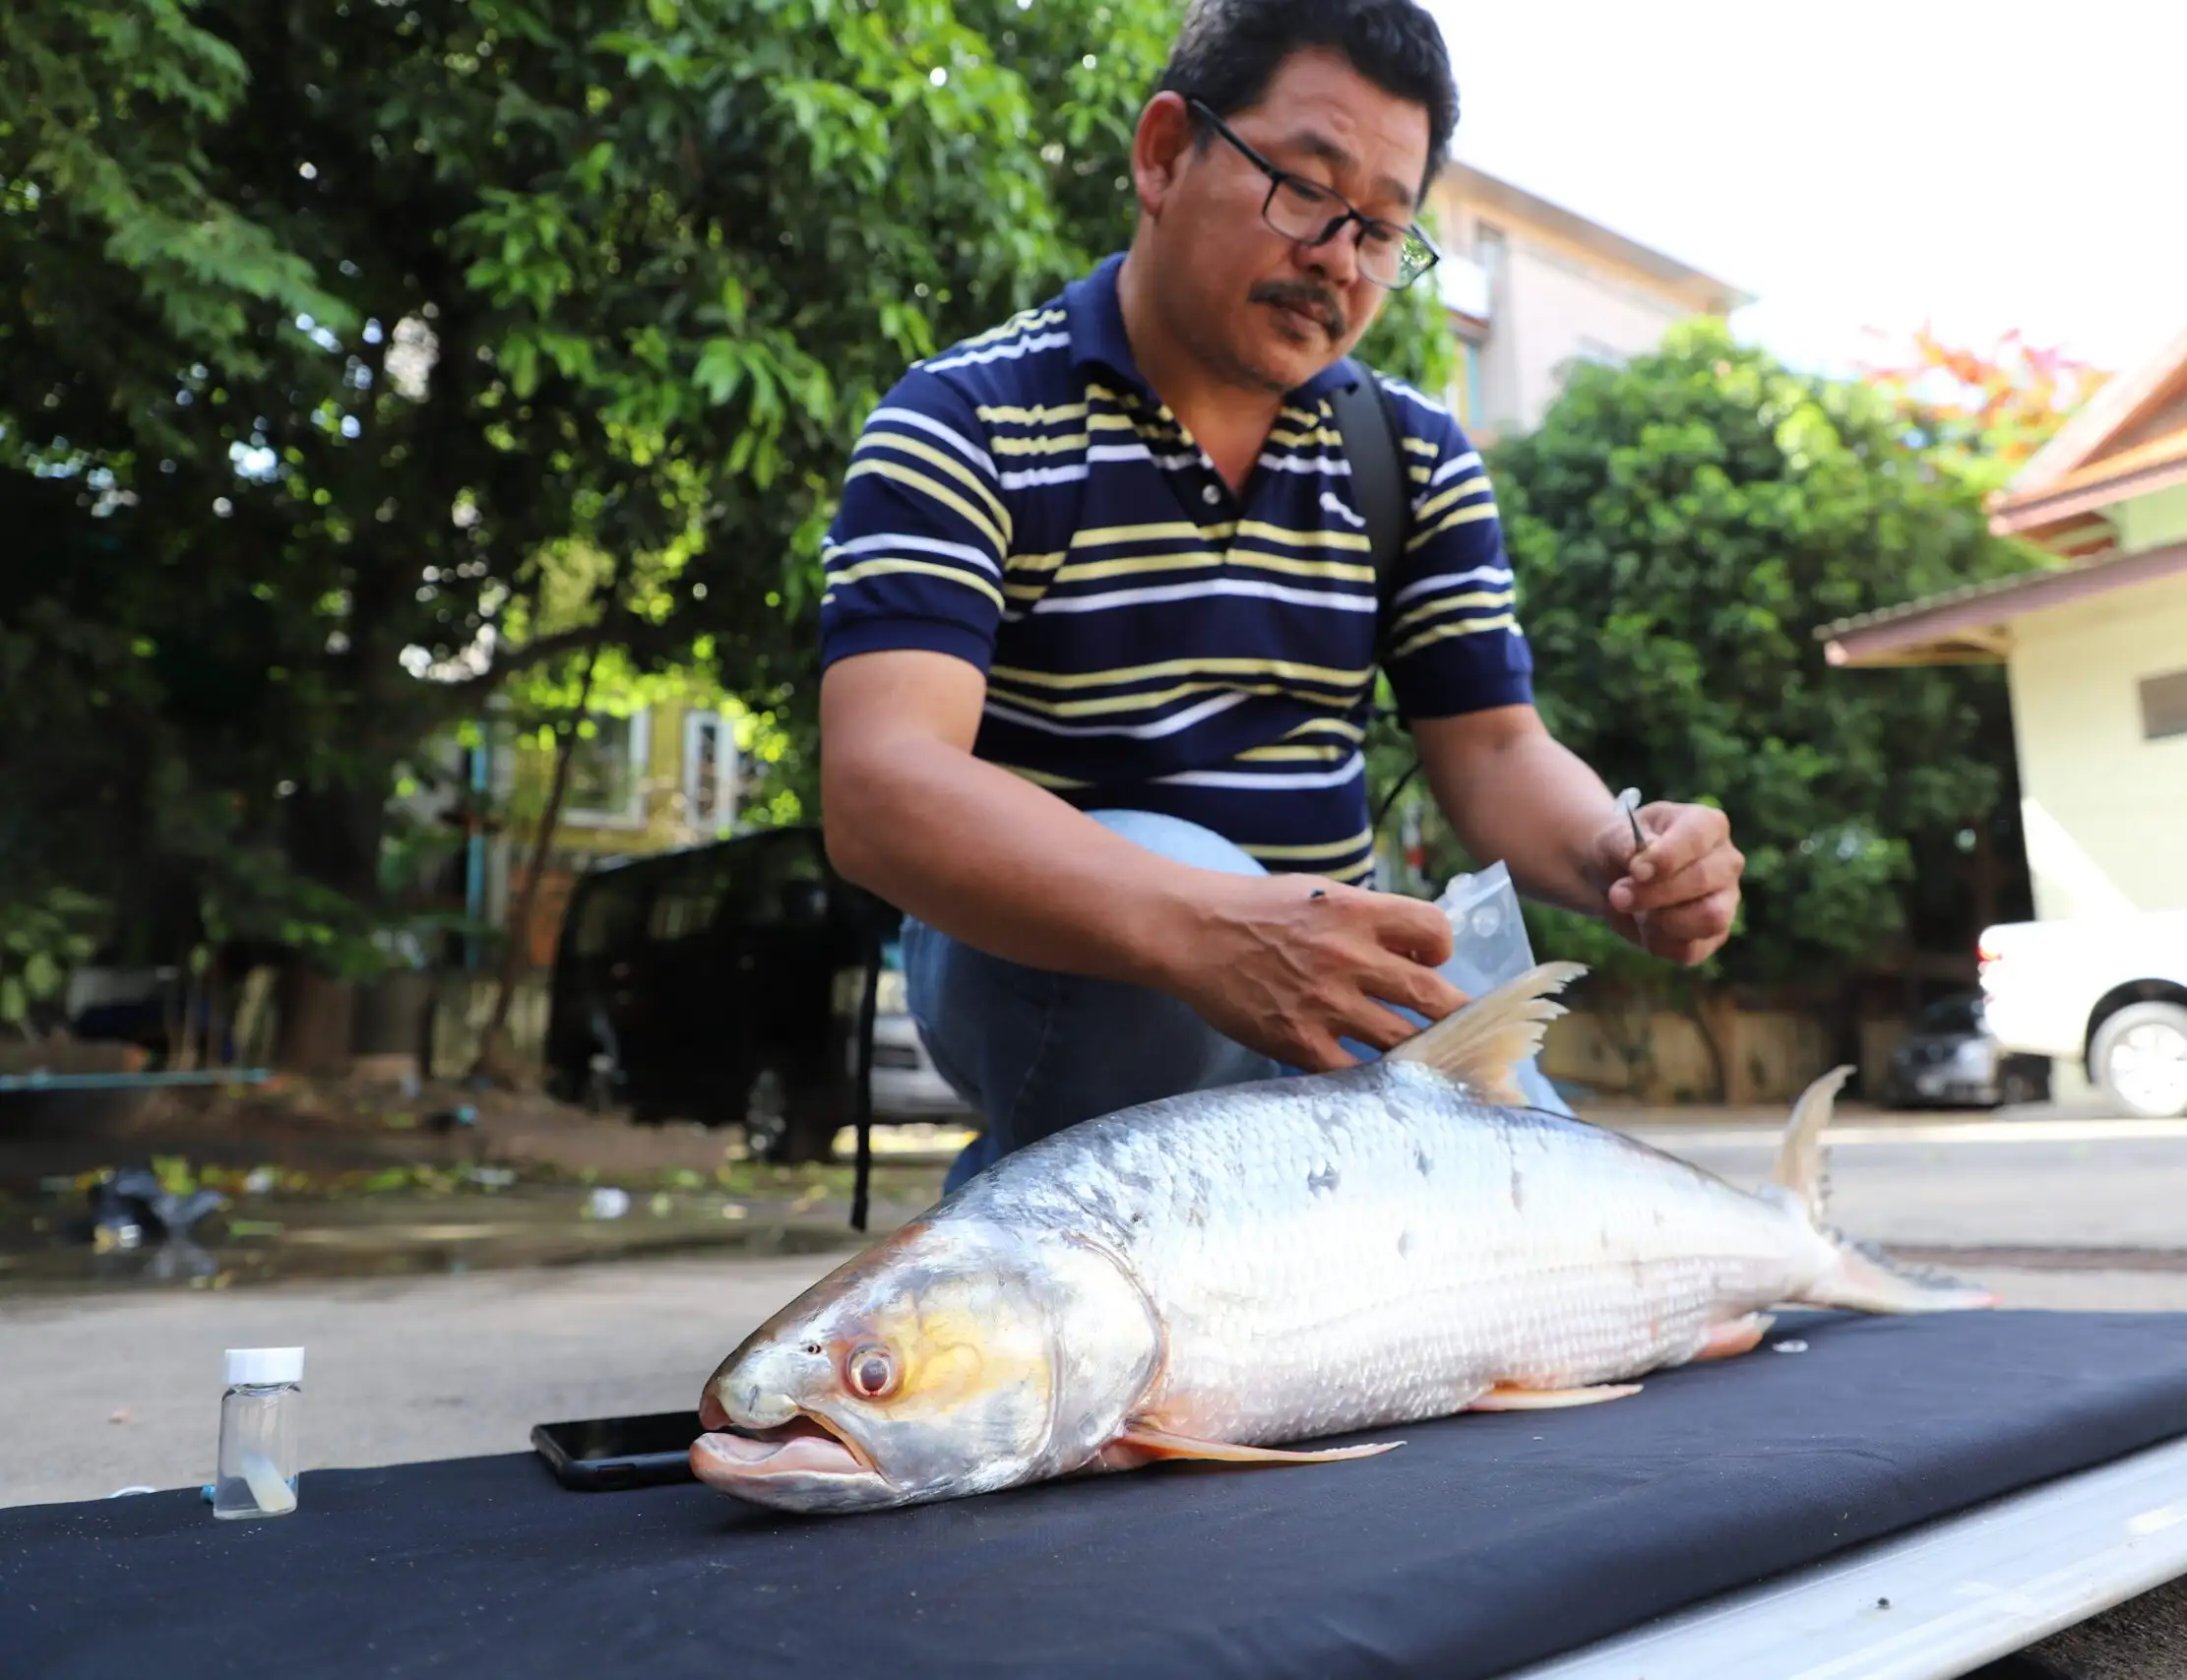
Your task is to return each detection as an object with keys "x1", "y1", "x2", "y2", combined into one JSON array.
[
  {"x1": 543, "y1": 826, "x2": 903, "y2": 1162},
  {"x1": 1881, "y1": 992, "x2": 2050, "y2": 1111}
]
